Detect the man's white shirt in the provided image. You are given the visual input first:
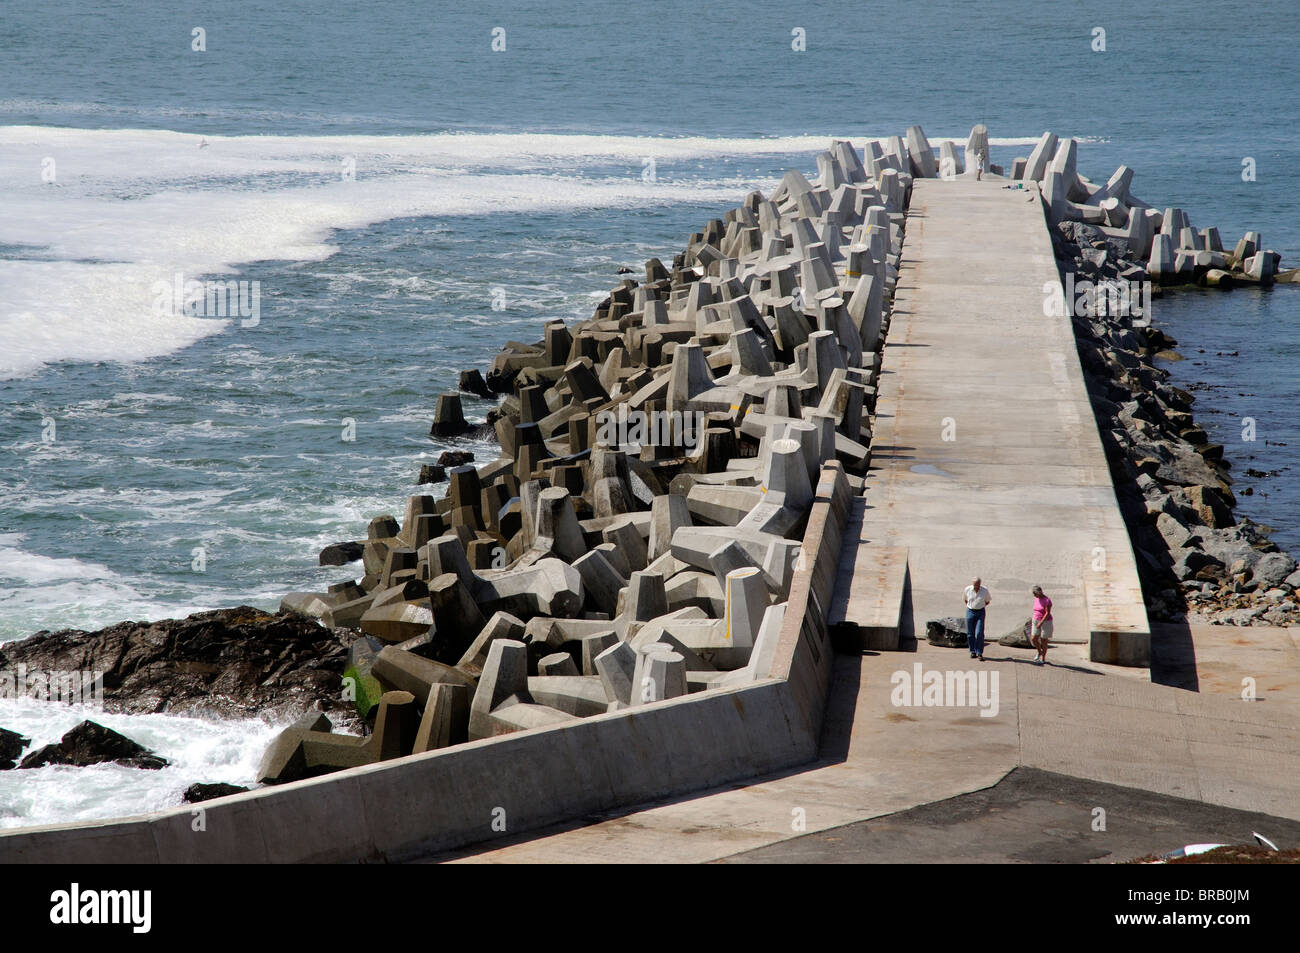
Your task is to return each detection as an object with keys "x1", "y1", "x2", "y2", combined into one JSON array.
[{"x1": 964, "y1": 586, "x2": 991, "y2": 610}]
